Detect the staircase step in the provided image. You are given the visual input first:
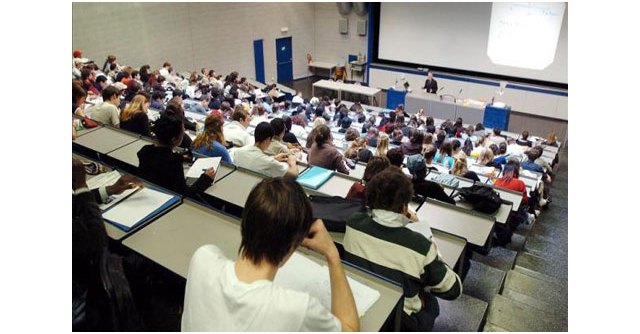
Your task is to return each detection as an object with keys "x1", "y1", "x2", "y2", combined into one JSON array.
[
  {"x1": 502, "y1": 288, "x2": 567, "y2": 317},
  {"x1": 513, "y1": 265, "x2": 567, "y2": 287},
  {"x1": 503, "y1": 270, "x2": 567, "y2": 307},
  {"x1": 524, "y1": 234, "x2": 568, "y2": 260},
  {"x1": 482, "y1": 322, "x2": 509, "y2": 332},
  {"x1": 471, "y1": 247, "x2": 517, "y2": 272},
  {"x1": 462, "y1": 260, "x2": 506, "y2": 303},
  {"x1": 485, "y1": 295, "x2": 567, "y2": 331},
  {"x1": 505, "y1": 233, "x2": 526, "y2": 252},
  {"x1": 515, "y1": 251, "x2": 567, "y2": 281},
  {"x1": 432, "y1": 294, "x2": 488, "y2": 332}
]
